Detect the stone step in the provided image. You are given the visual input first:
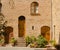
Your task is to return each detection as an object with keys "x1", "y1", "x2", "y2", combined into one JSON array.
[
  {"x1": 17, "y1": 39, "x2": 25, "y2": 41},
  {"x1": 16, "y1": 43, "x2": 26, "y2": 47},
  {"x1": 17, "y1": 42, "x2": 25, "y2": 43},
  {"x1": 16, "y1": 37, "x2": 26, "y2": 47},
  {"x1": 17, "y1": 42, "x2": 26, "y2": 47},
  {"x1": 18, "y1": 37, "x2": 25, "y2": 39},
  {"x1": 17, "y1": 43, "x2": 26, "y2": 45},
  {"x1": 17, "y1": 42, "x2": 26, "y2": 44},
  {"x1": 17, "y1": 40, "x2": 25, "y2": 42},
  {"x1": 17, "y1": 40, "x2": 26, "y2": 43},
  {"x1": 16, "y1": 45, "x2": 26, "y2": 47}
]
